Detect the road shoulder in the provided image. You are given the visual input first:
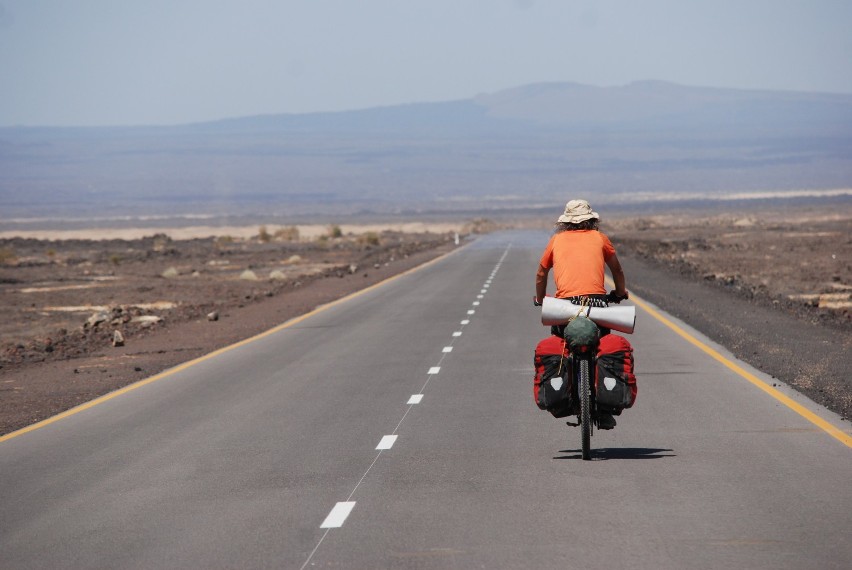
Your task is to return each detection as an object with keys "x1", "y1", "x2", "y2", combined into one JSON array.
[{"x1": 621, "y1": 253, "x2": 851, "y2": 423}]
